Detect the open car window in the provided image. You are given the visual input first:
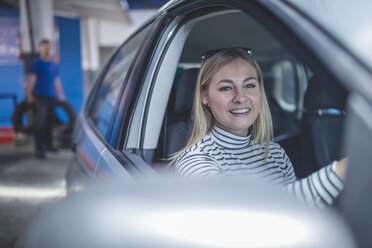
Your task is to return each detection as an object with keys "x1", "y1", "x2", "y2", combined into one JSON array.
[{"x1": 140, "y1": 8, "x2": 348, "y2": 179}]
